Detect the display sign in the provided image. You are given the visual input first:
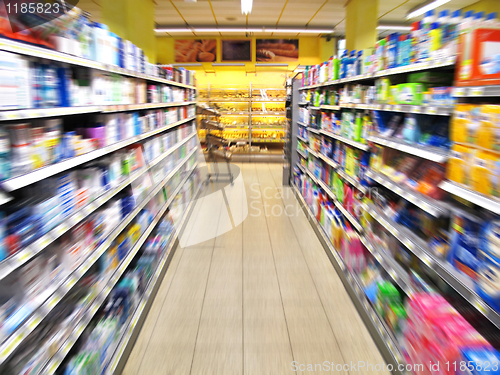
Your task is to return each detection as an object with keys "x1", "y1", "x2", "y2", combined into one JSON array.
[
  {"x1": 174, "y1": 39, "x2": 217, "y2": 62},
  {"x1": 221, "y1": 40, "x2": 252, "y2": 62},
  {"x1": 256, "y1": 39, "x2": 299, "y2": 62}
]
